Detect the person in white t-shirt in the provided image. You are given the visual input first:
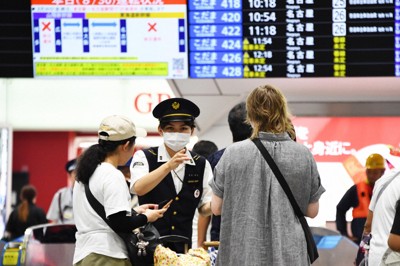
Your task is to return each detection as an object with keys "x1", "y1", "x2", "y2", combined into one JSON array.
[
  {"x1": 72, "y1": 115, "x2": 167, "y2": 266},
  {"x1": 368, "y1": 168, "x2": 400, "y2": 265}
]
